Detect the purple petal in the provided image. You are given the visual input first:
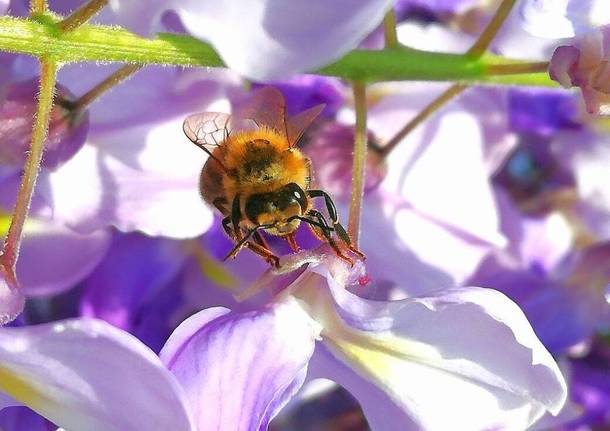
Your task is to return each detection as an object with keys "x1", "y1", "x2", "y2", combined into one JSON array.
[
  {"x1": 160, "y1": 300, "x2": 321, "y2": 430},
  {"x1": 0, "y1": 407, "x2": 51, "y2": 431},
  {"x1": 0, "y1": 318, "x2": 194, "y2": 431},
  {"x1": 18, "y1": 221, "x2": 111, "y2": 296},
  {"x1": 519, "y1": 0, "x2": 610, "y2": 38},
  {"x1": 41, "y1": 120, "x2": 214, "y2": 238},
  {"x1": 175, "y1": 0, "x2": 393, "y2": 80},
  {"x1": 549, "y1": 45, "x2": 581, "y2": 88},
  {"x1": 0, "y1": 78, "x2": 89, "y2": 169},
  {"x1": 80, "y1": 232, "x2": 186, "y2": 332}
]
